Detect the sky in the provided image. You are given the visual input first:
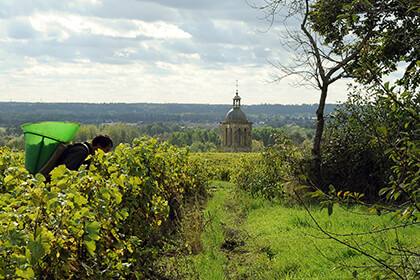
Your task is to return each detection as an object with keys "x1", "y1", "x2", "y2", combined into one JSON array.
[{"x1": 0, "y1": 0, "x2": 350, "y2": 105}]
